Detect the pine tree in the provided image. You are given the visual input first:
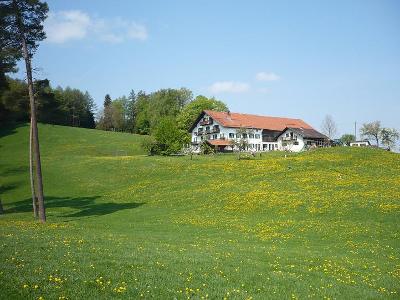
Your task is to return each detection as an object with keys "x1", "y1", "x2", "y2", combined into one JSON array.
[{"x1": 1, "y1": 0, "x2": 49, "y2": 222}]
